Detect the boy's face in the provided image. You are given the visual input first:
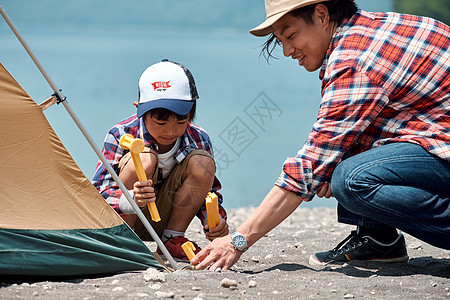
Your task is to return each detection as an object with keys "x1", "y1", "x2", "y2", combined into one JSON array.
[
  {"x1": 272, "y1": 4, "x2": 333, "y2": 72},
  {"x1": 144, "y1": 113, "x2": 189, "y2": 153}
]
